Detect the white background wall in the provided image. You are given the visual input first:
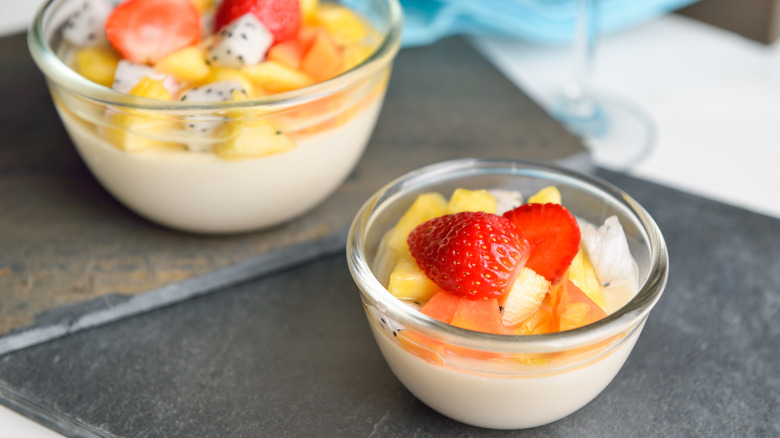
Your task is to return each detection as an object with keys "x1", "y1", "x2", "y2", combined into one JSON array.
[{"x1": 0, "y1": 1, "x2": 46, "y2": 36}]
